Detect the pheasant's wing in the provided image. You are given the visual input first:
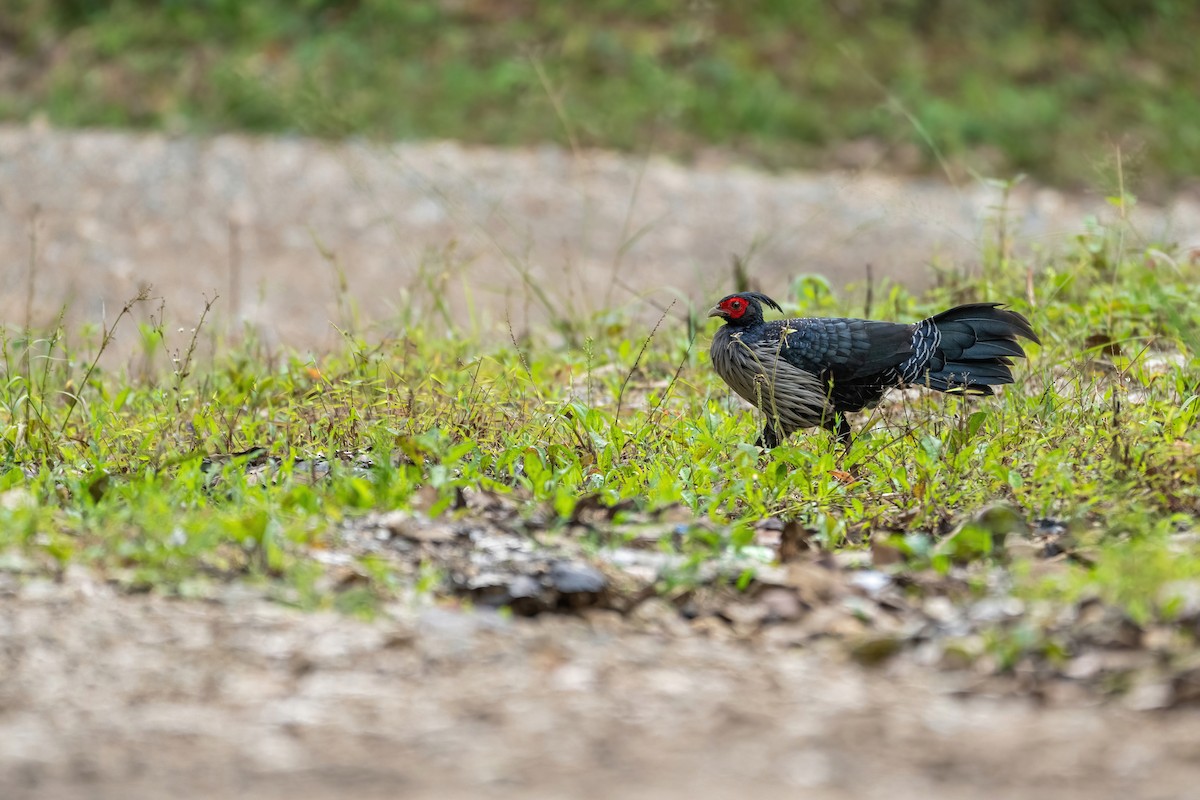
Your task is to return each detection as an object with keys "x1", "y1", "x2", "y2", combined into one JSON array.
[{"x1": 773, "y1": 318, "x2": 916, "y2": 381}]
